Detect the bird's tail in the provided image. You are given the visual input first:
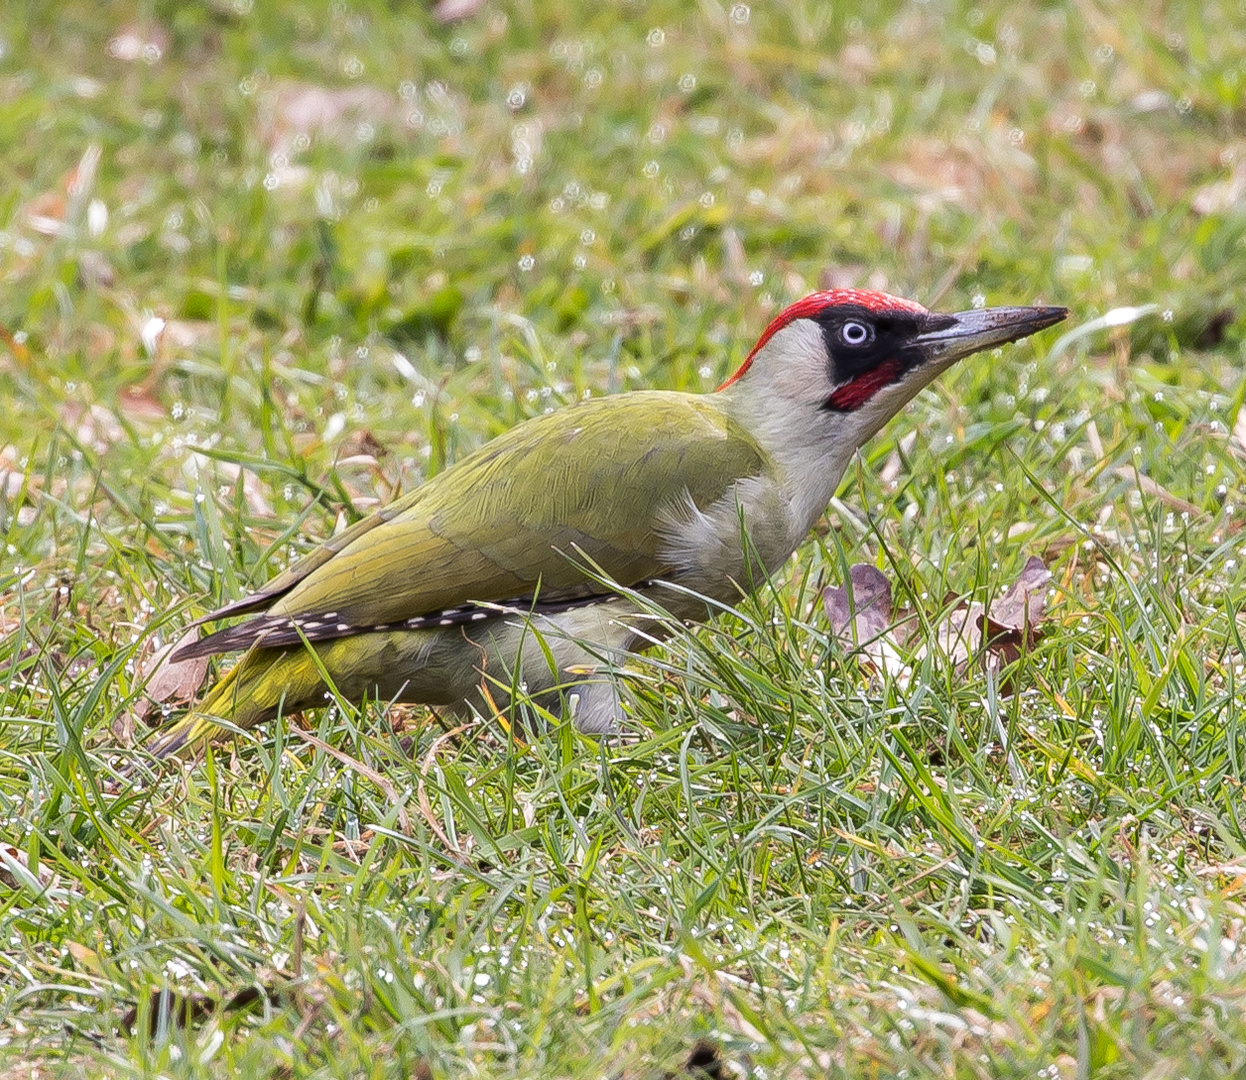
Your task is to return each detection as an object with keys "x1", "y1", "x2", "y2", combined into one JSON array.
[{"x1": 148, "y1": 646, "x2": 322, "y2": 760}]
